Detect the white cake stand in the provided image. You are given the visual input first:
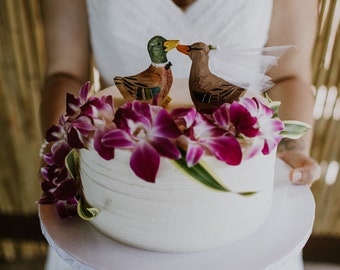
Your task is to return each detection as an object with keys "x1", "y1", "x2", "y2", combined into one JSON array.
[{"x1": 39, "y1": 158, "x2": 315, "y2": 270}]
